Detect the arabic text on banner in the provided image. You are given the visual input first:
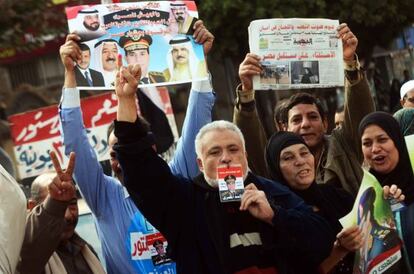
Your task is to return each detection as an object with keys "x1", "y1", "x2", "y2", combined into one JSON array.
[{"x1": 9, "y1": 93, "x2": 118, "y2": 179}]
